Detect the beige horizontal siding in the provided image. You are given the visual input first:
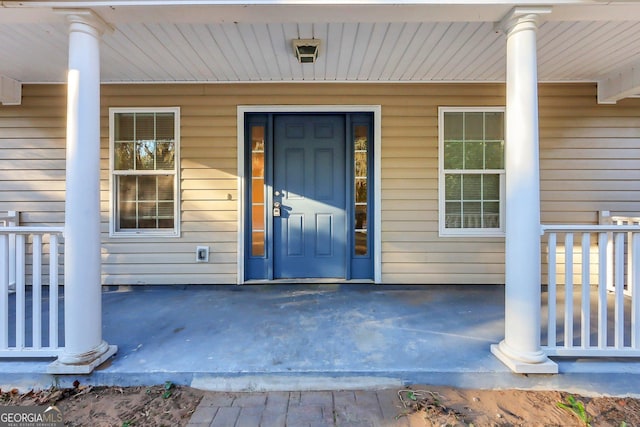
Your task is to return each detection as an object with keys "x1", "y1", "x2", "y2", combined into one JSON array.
[{"x1": 1, "y1": 83, "x2": 640, "y2": 285}]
